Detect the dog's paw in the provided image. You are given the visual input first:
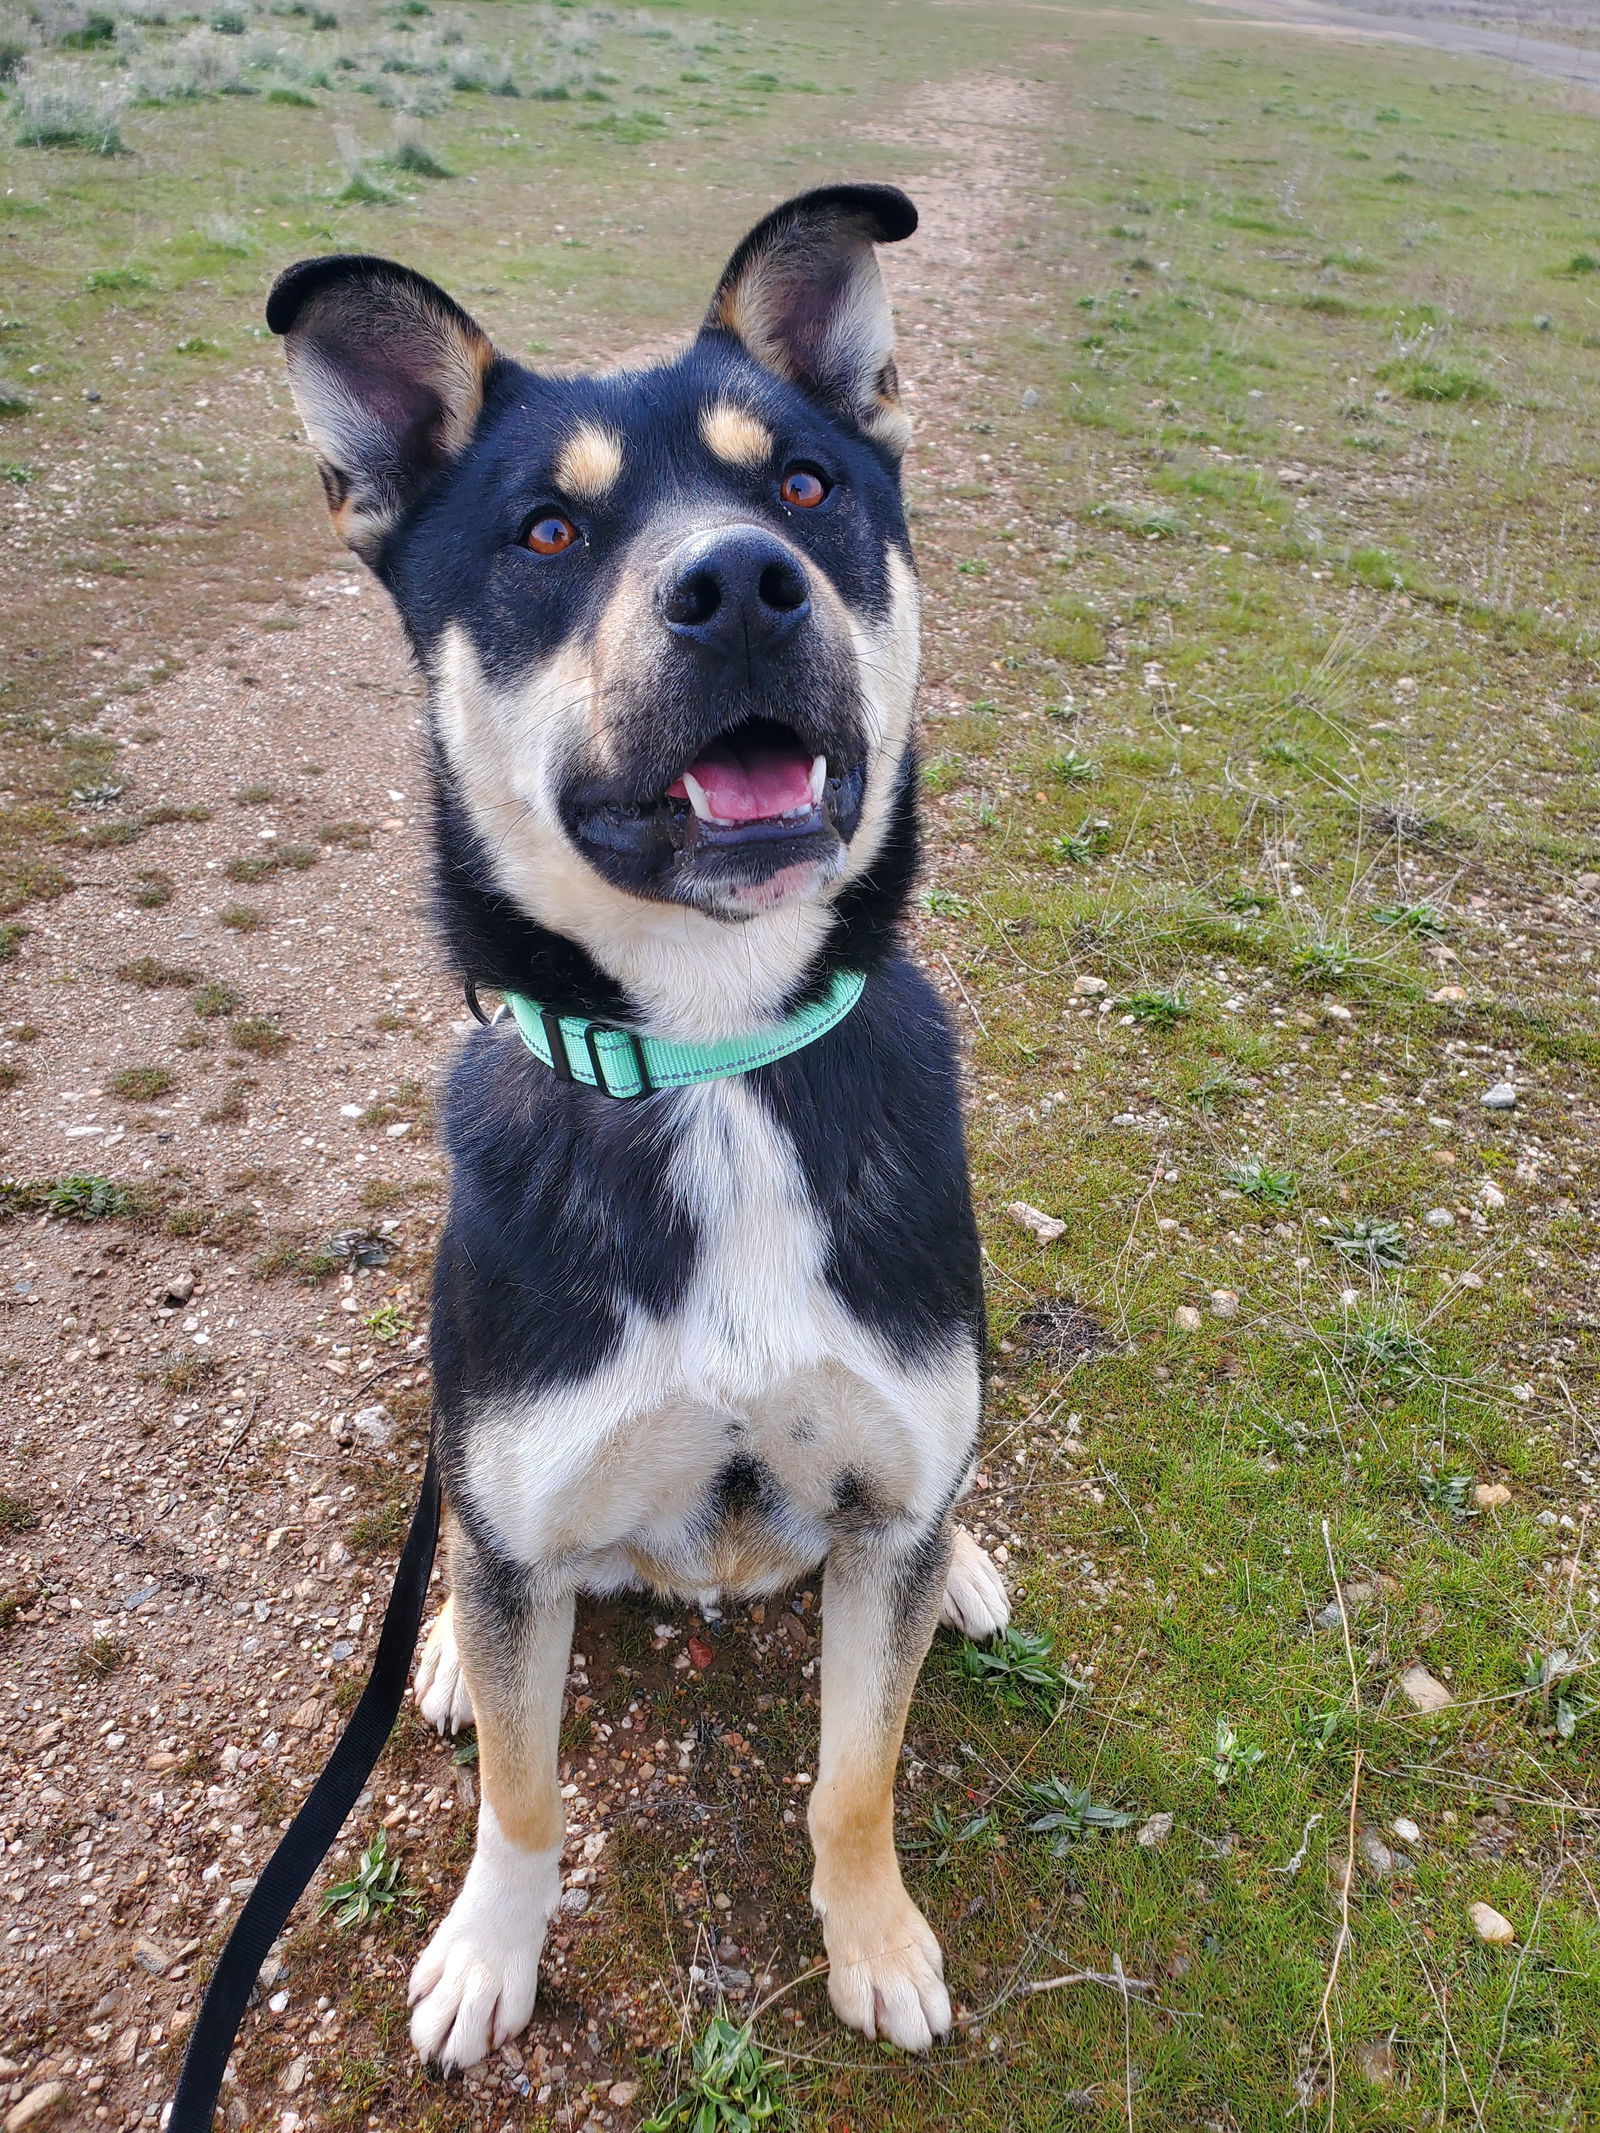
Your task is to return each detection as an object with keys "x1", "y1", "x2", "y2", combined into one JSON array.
[
  {"x1": 408, "y1": 1839, "x2": 560, "y2": 2070},
  {"x1": 415, "y1": 1599, "x2": 475, "y2": 1735},
  {"x1": 819, "y1": 1887, "x2": 951, "y2": 2053},
  {"x1": 940, "y1": 1526, "x2": 1010, "y2": 1642}
]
